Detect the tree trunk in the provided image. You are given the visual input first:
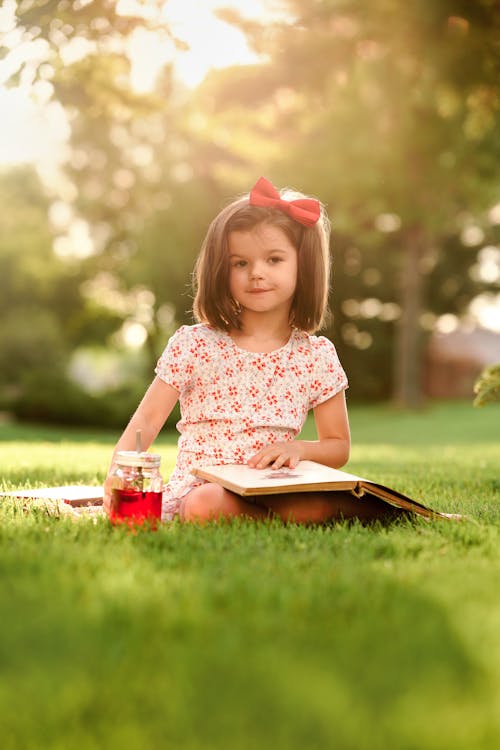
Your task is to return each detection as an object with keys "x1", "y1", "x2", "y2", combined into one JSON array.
[{"x1": 393, "y1": 225, "x2": 425, "y2": 409}]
